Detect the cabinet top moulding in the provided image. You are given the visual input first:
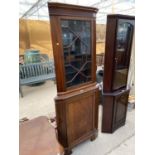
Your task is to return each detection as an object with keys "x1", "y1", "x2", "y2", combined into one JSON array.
[
  {"x1": 107, "y1": 14, "x2": 135, "y2": 20},
  {"x1": 48, "y1": 2, "x2": 98, "y2": 17}
]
